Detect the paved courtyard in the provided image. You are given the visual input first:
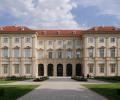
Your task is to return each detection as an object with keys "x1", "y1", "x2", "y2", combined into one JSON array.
[{"x1": 17, "y1": 77, "x2": 107, "y2": 100}]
